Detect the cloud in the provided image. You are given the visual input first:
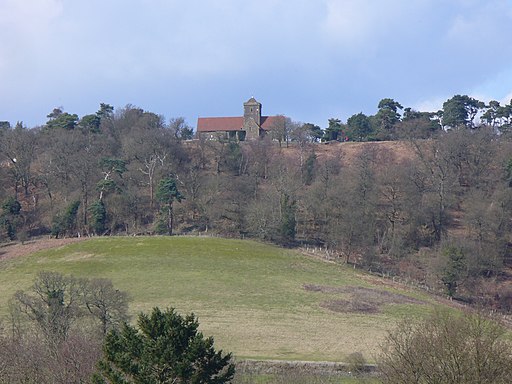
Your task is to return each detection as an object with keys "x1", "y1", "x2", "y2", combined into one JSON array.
[
  {"x1": 1, "y1": 0, "x2": 512, "y2": 128},
  {"x1": 0, "y1": 0, "x2": 63, "y2": 80}
]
